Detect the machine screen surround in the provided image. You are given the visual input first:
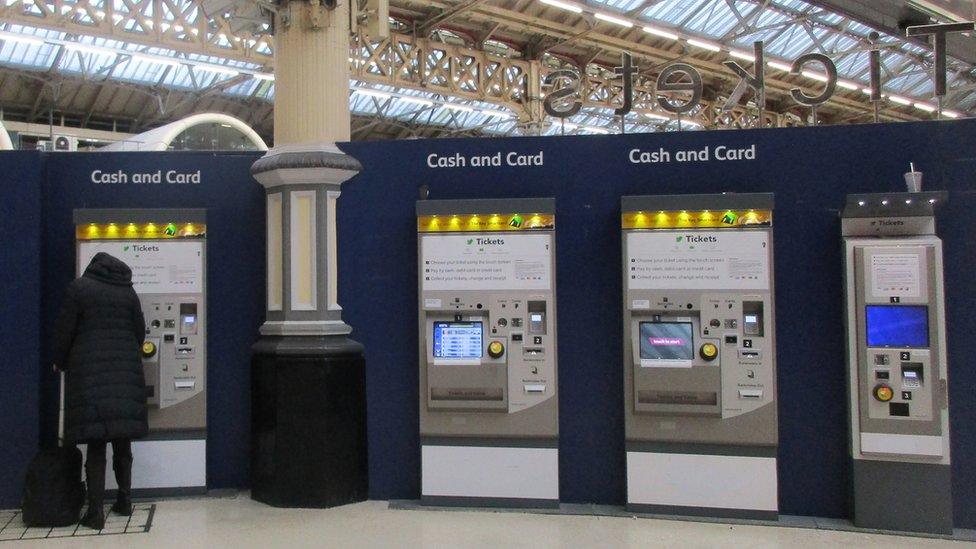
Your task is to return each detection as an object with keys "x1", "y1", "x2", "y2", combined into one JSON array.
[
  {"x1": 865, "y1": 305, "x2": 929, "y2": 348},
  {"x1": 639, "y1": 322, "x2": 694, "y2": 361},
  {"x1": 433, "y1": 321, "x2": 484, "y2": 359}
]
